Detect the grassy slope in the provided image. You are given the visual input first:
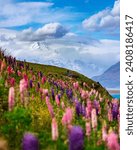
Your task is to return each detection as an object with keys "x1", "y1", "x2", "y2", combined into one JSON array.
[
  {"x1": 0, "y1": 51, "x2": 117, "y2": 150},
  {"x1": 25, "y1": 61, "x2": 112, "y2": 99}
]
